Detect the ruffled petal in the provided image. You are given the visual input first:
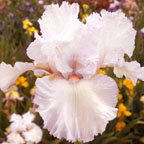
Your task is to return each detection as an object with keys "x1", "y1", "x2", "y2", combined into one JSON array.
[
  {"x1": 34, "y1": 75, "x2": 118, "y2": 142},
  {"x1": 38, "y1": 2, "x2": 80, "y2": 41},
  {"x1": 72, "y1": 28, "x2": 100, "y2": 78},
  {"x1": 0, "y1": 62, "x2": 34, "y2": 92},
  {"x1": 114, "y1": 61, "x2": 144, "y2": 85},
  {"x1": 87, "y1": 10, "x2": 136, "y2": 67}
]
